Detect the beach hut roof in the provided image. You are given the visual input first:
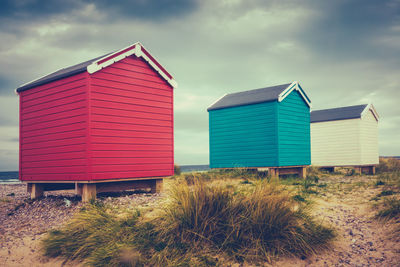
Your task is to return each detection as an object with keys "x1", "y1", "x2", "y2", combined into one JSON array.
[
  {"x1": 16, "y1": 42, "x2": 177, "y2": 93},
  {"x1": 207, "y1": 81, "x2": 311, "y2": 111},
  {"x1": 311, "y1": 104, "x2": 379, "y2": 123}
]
